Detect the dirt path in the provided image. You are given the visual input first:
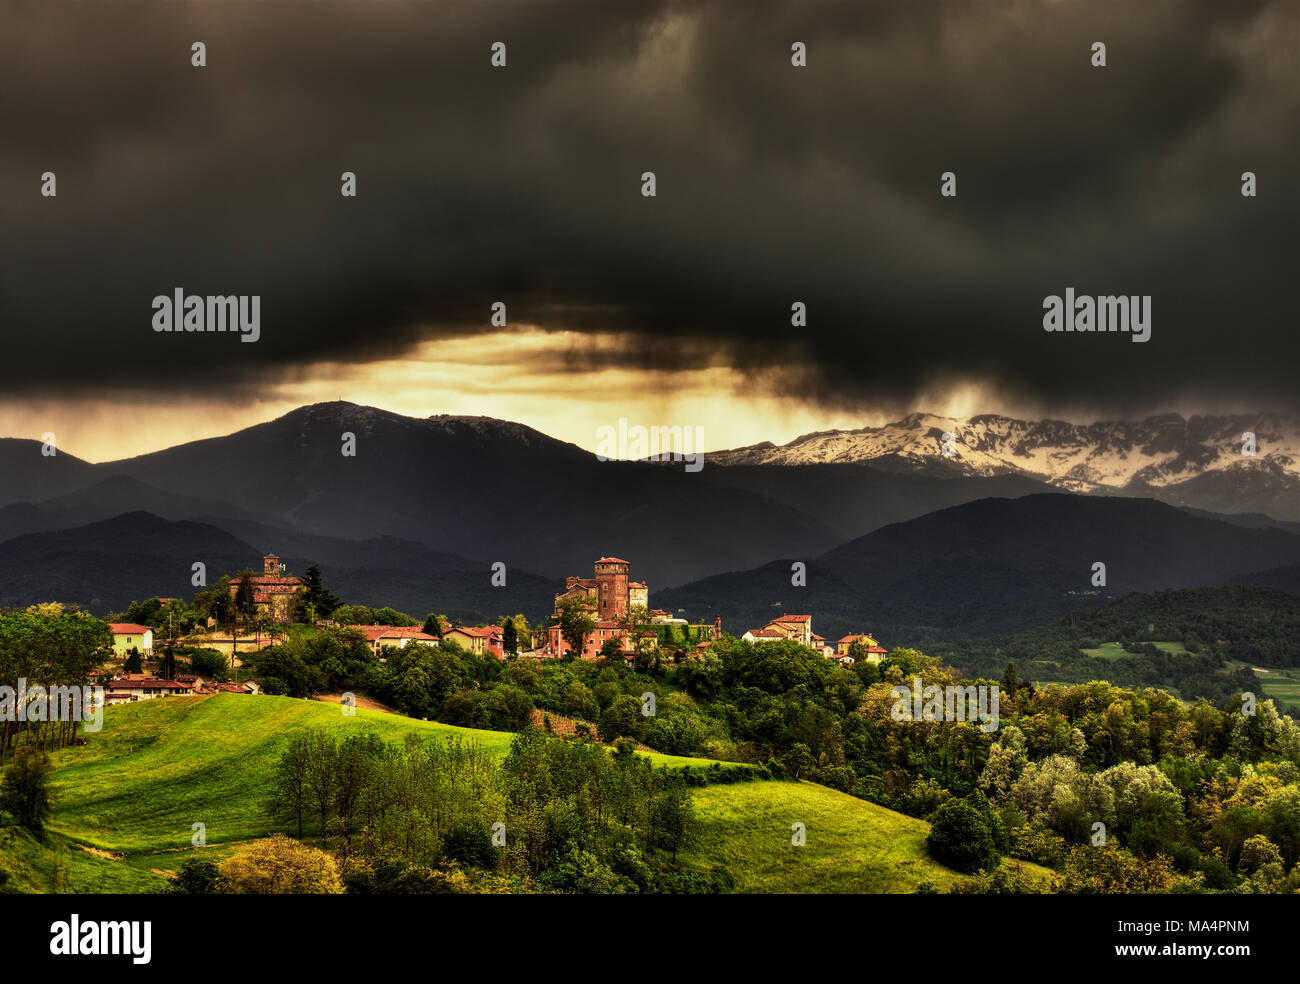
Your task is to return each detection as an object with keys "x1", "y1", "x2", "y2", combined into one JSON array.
[{"x1": 314, "y1": 693, "x2": 399, "y2": 713}]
